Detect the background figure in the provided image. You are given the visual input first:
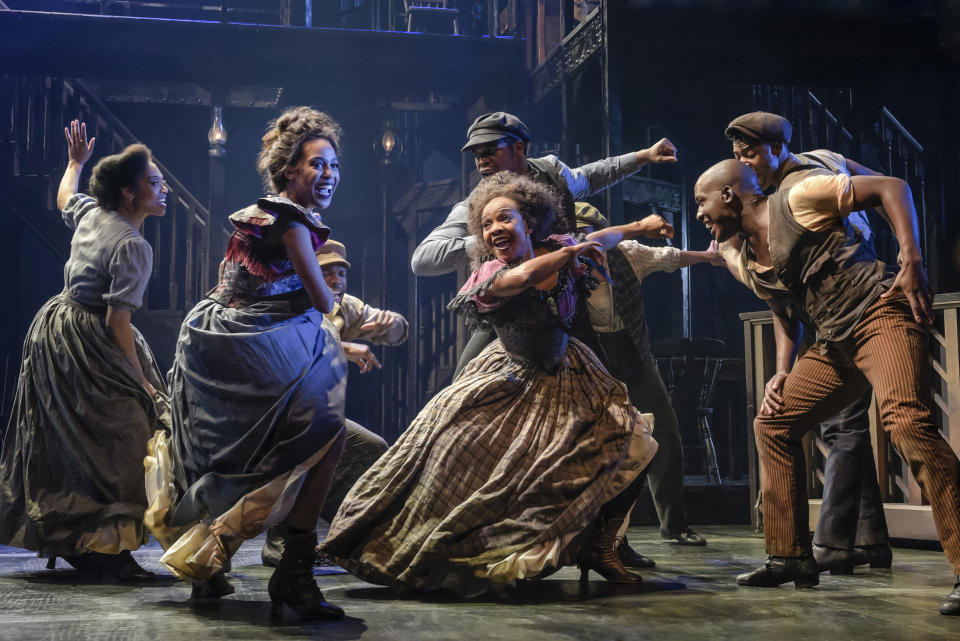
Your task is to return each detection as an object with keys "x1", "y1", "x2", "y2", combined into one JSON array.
[
  {"x1": 322, "y1": 172, "x2": 657, "y2": 596},
  {"x1": 572, "y1": 202, "x2": 725, "y2": 559},
  {"x1": 262, "y1": 239, "x2": 405, "y2": 567},
  {"x1": 724, "y1": 111, "x2": 891, "y2": 572},
  {"x1": 0, "y1": 121, "x2": 166, "y2": 581},
  {"x1": 158, "y1": 107, "x2": 348, "y2": 621}
]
